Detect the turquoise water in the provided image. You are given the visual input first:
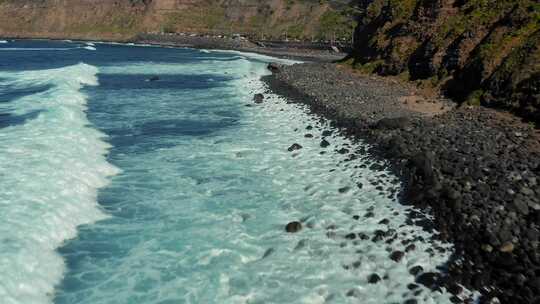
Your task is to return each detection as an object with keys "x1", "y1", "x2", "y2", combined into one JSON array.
[{"x1": 0, "y1": 40, "x2": 471, "y2": 304}]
